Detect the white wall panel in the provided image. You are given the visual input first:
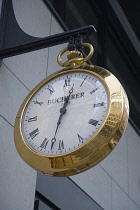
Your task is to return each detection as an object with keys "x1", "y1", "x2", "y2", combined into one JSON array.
[
  {"x1": 100, "y1": 129, "x2": 128, "y2": 193},
  {"x1": 4, "y1": 0, "x2": 51, "y2": 91},
  {"x1": 70, "y1": 165, "x2": 112, "y2": 210},
  {"x1": 12, "y1": 0, "x2": 51, "y2": 37},
  {"x1": 0, "y1": 116, "x2": 36, "y2": 210},
  {"x1": 127, "y1": 123, "x2": 140, "y2": 207},
  {"x1": 0, "y1": 64, "x2": 29, "y2": 125},
  {"x1": 112, "y1": 180, "x2": 140, "y2": 210},
  {"x1": 4, "y1": 49, "x2": 48, "y2": 91}
]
